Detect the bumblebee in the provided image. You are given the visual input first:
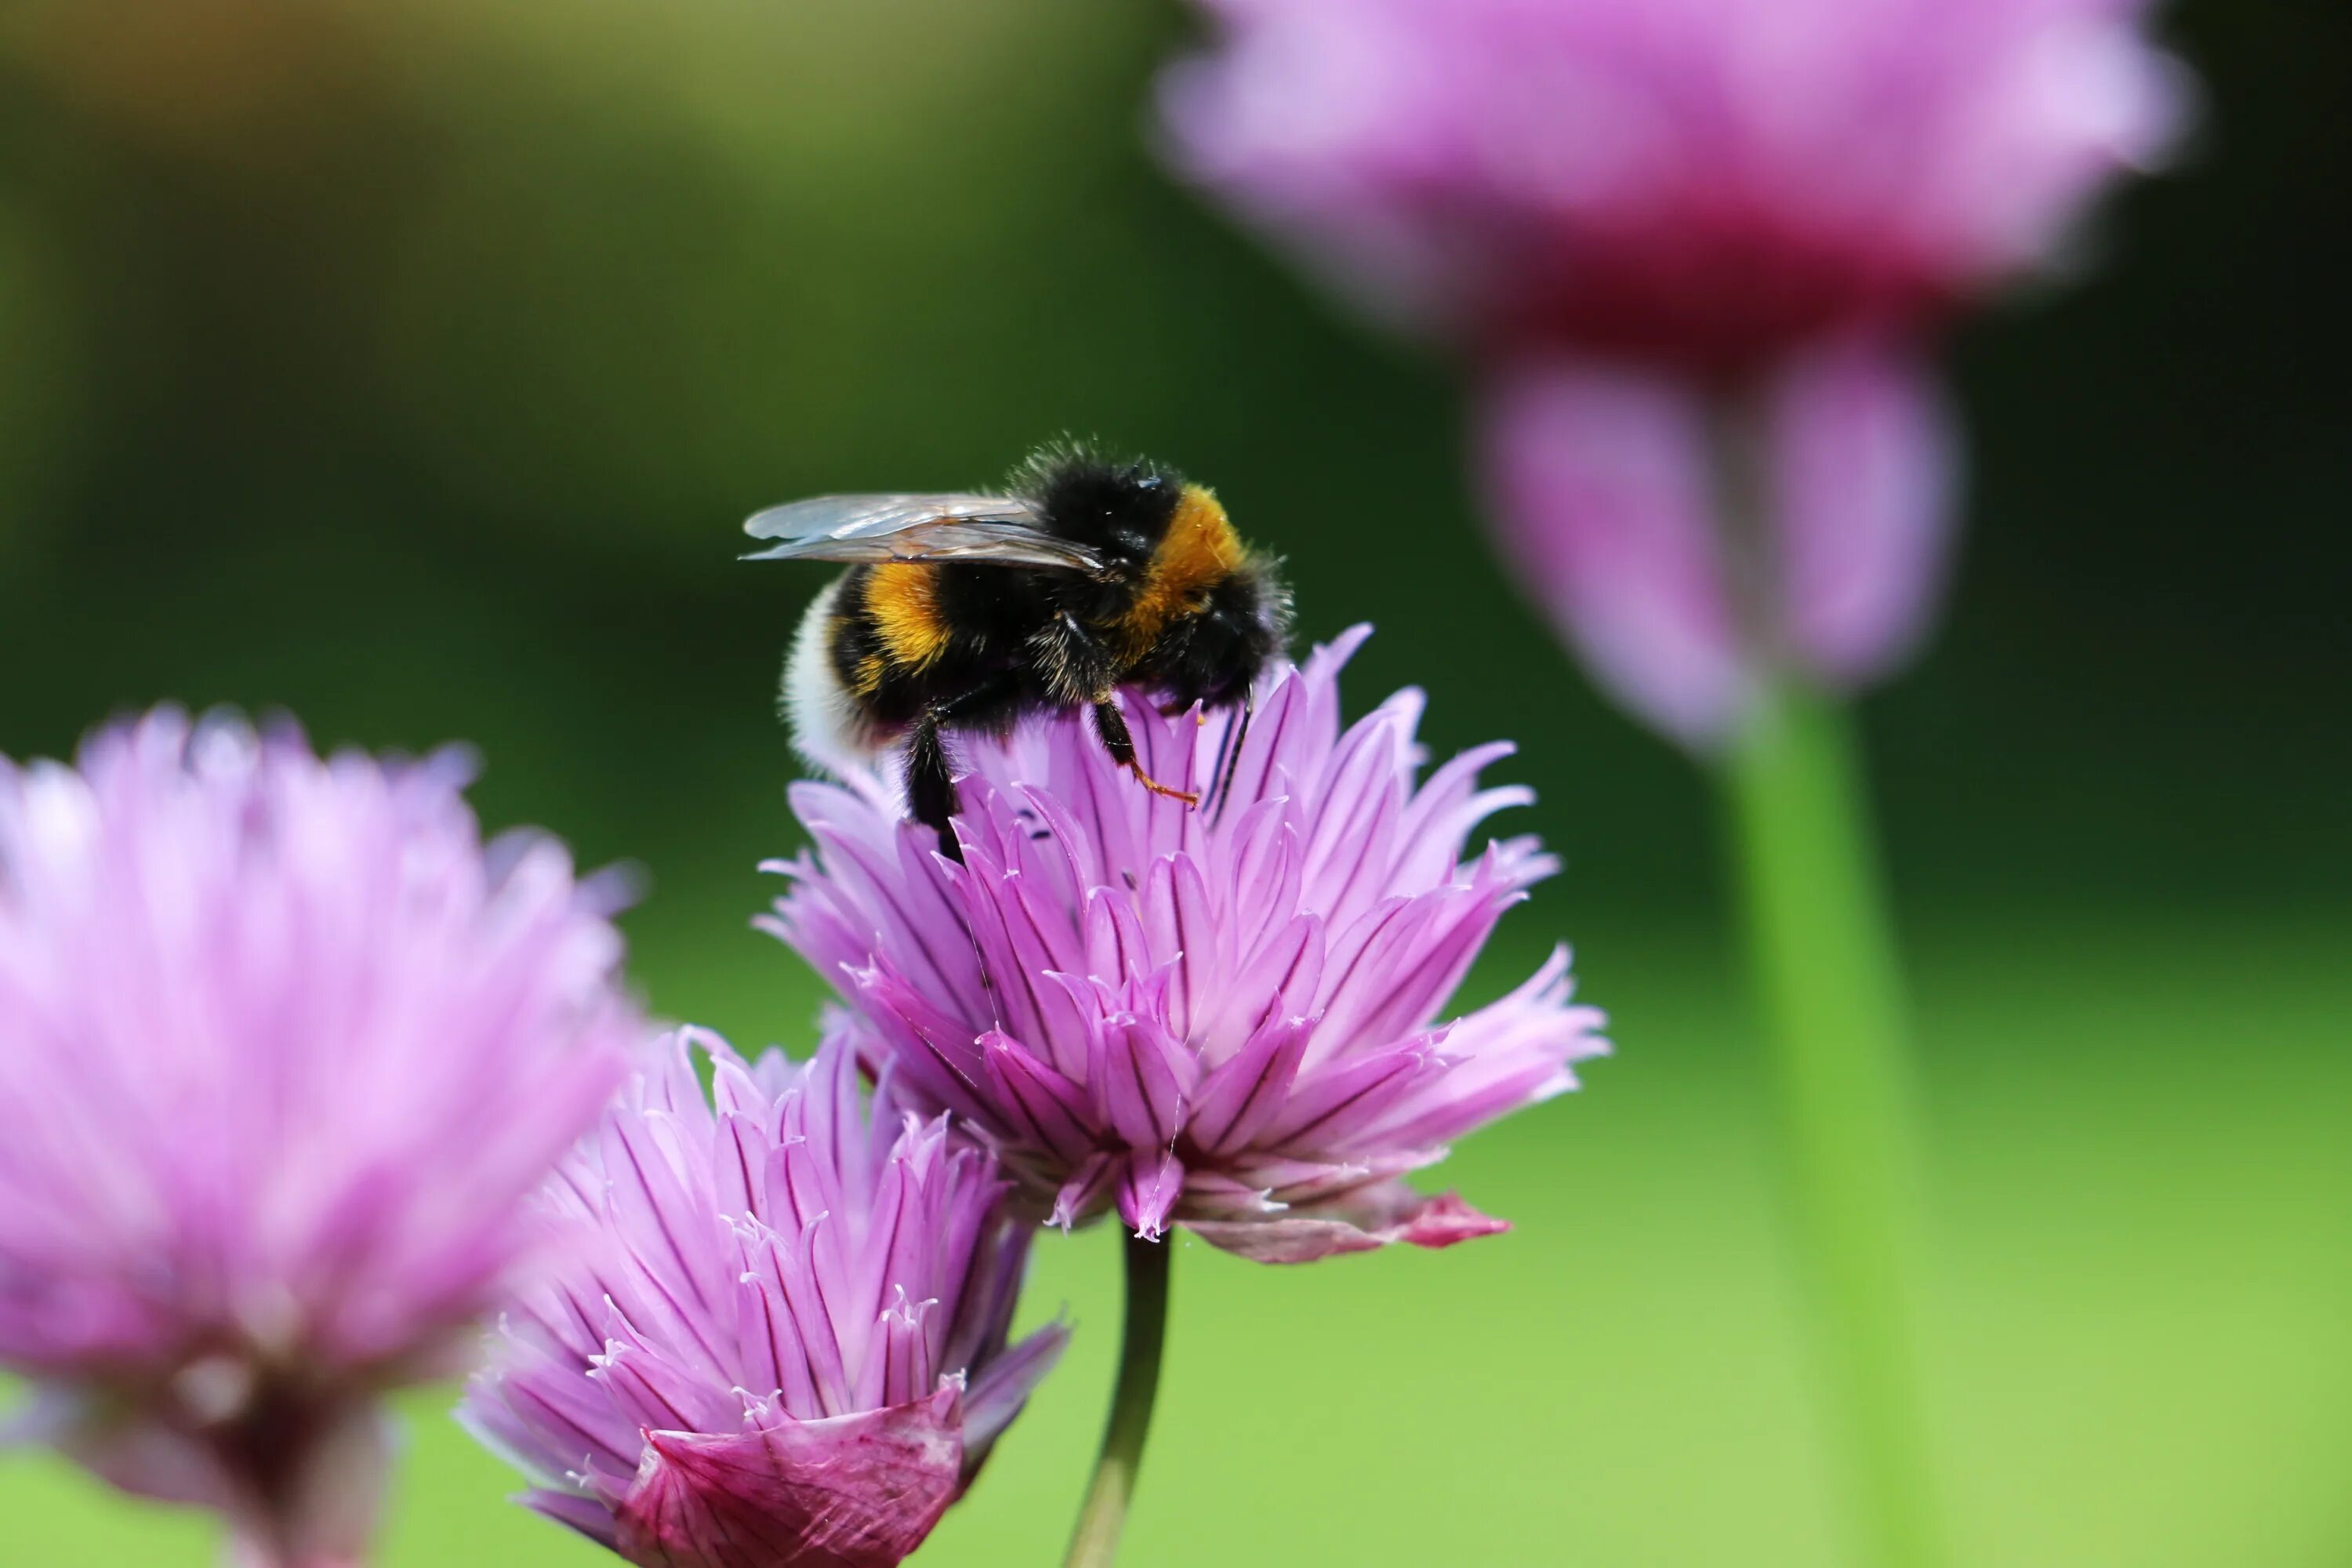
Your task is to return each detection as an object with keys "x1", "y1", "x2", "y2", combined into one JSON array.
[{"x1": 745, "y1": 445, "x2": 1291, "y2": 858}]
